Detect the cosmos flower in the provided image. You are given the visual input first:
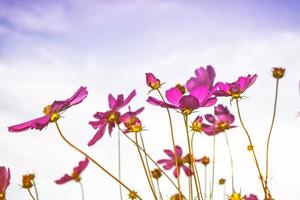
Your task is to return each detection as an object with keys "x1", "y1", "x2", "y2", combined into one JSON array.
[
  {"x1": 21, "y1": 173, "x2": 35, "y2": 189},
  {"x1": 186, "y1": 65, "x2": 216, "y2": 91},
  {"x1": 244, "y1": 194, "x2": 258, "y2": 200},
  {"x1": 203, "y1": 104, "x2": 236, "y2": 136},
  {"x1": 8, "y1": 87, "x2": 88, "y2": 132},
  {"x1": 214, "y1": 74, "x2": 257, "y2": 99},
  {"x1": 146, "y1": 72, "x2": 161, "y2": 90},
  {"x1": 55, "y1": 158, "x2": 89, "y2": 184},
  {"x1": 120, "y1": 107, "x2": 144, "y2": 133},
  {"x1": 147, "y1": 85, "x2": 216, "y2": 115},
  {"x1": 272, "y1": 67, "x2": 285, "y2": 79},
  {"x1": 0, "y1": 166, "x2": 10, "y2": 200},
  {"x1": 157, "y1": 145, "x2": 199, "y2": 178},
  {"x1": 88, "y1": 90, "x2": 137, "y2": 146}
]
